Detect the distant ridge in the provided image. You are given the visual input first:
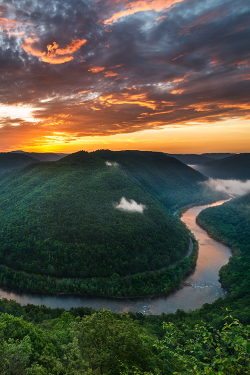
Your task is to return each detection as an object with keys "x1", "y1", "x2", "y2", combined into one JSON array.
[
  {"x1": 192, "y1": 153, "x2": 250, "y2": 180},
  {"x1": 167, "y1": 153, "x2": 235, "y2": 165},
  {"x1": 201, "y1": 153, "x2": 235, "y2": 160},
  {"x1": 11, "y1": 150, "x2": 67, "y2": 162},
  {"x1": 0, "y1": 152, "x2": 39, "y2": 175},
  {"x1": 167, "y1": 154, "x2": 213, "y2": 165}
]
